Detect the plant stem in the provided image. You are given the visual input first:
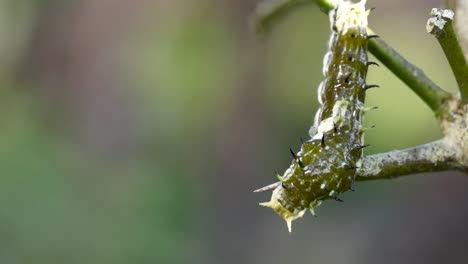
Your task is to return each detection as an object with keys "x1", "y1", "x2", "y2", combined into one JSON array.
[
  {"x1": 427, "y1": 8, "x2": 468, "y2": 103},
  {"x1": 315, "y1": 0, "x2": 453, "y2": 114},
  {"x1": 254, "y1": 0, "x2": 454, "y2": 114},
  {"x1": 253, "y1": 0, "x2": 313, "y2": 36},
  {"x1": 367, "y1": 35, "x2": 453, "y2": 114},
  {"x1": 356, "y1": 139, "x2": 466, "y2": 181}
]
